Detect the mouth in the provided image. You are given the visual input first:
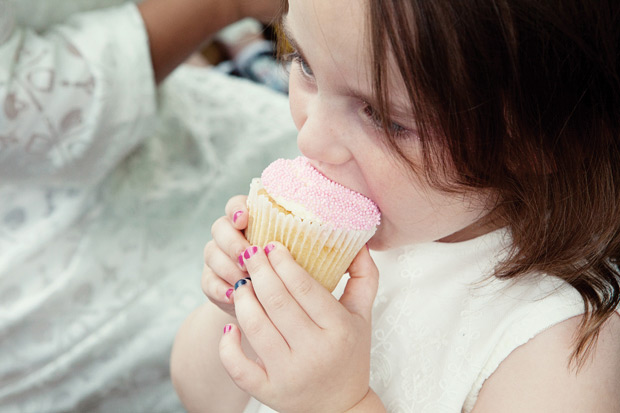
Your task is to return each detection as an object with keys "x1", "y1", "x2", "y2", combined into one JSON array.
[
  {"x1": 304, "y1": 158, "x2": 378, "y2": 206},
  {"x1": 306, "y1": 160, "x2": 334, "y2": 183},
  {"x1": 306, "y1": 159, "x2": 353, "y2": 191}
]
